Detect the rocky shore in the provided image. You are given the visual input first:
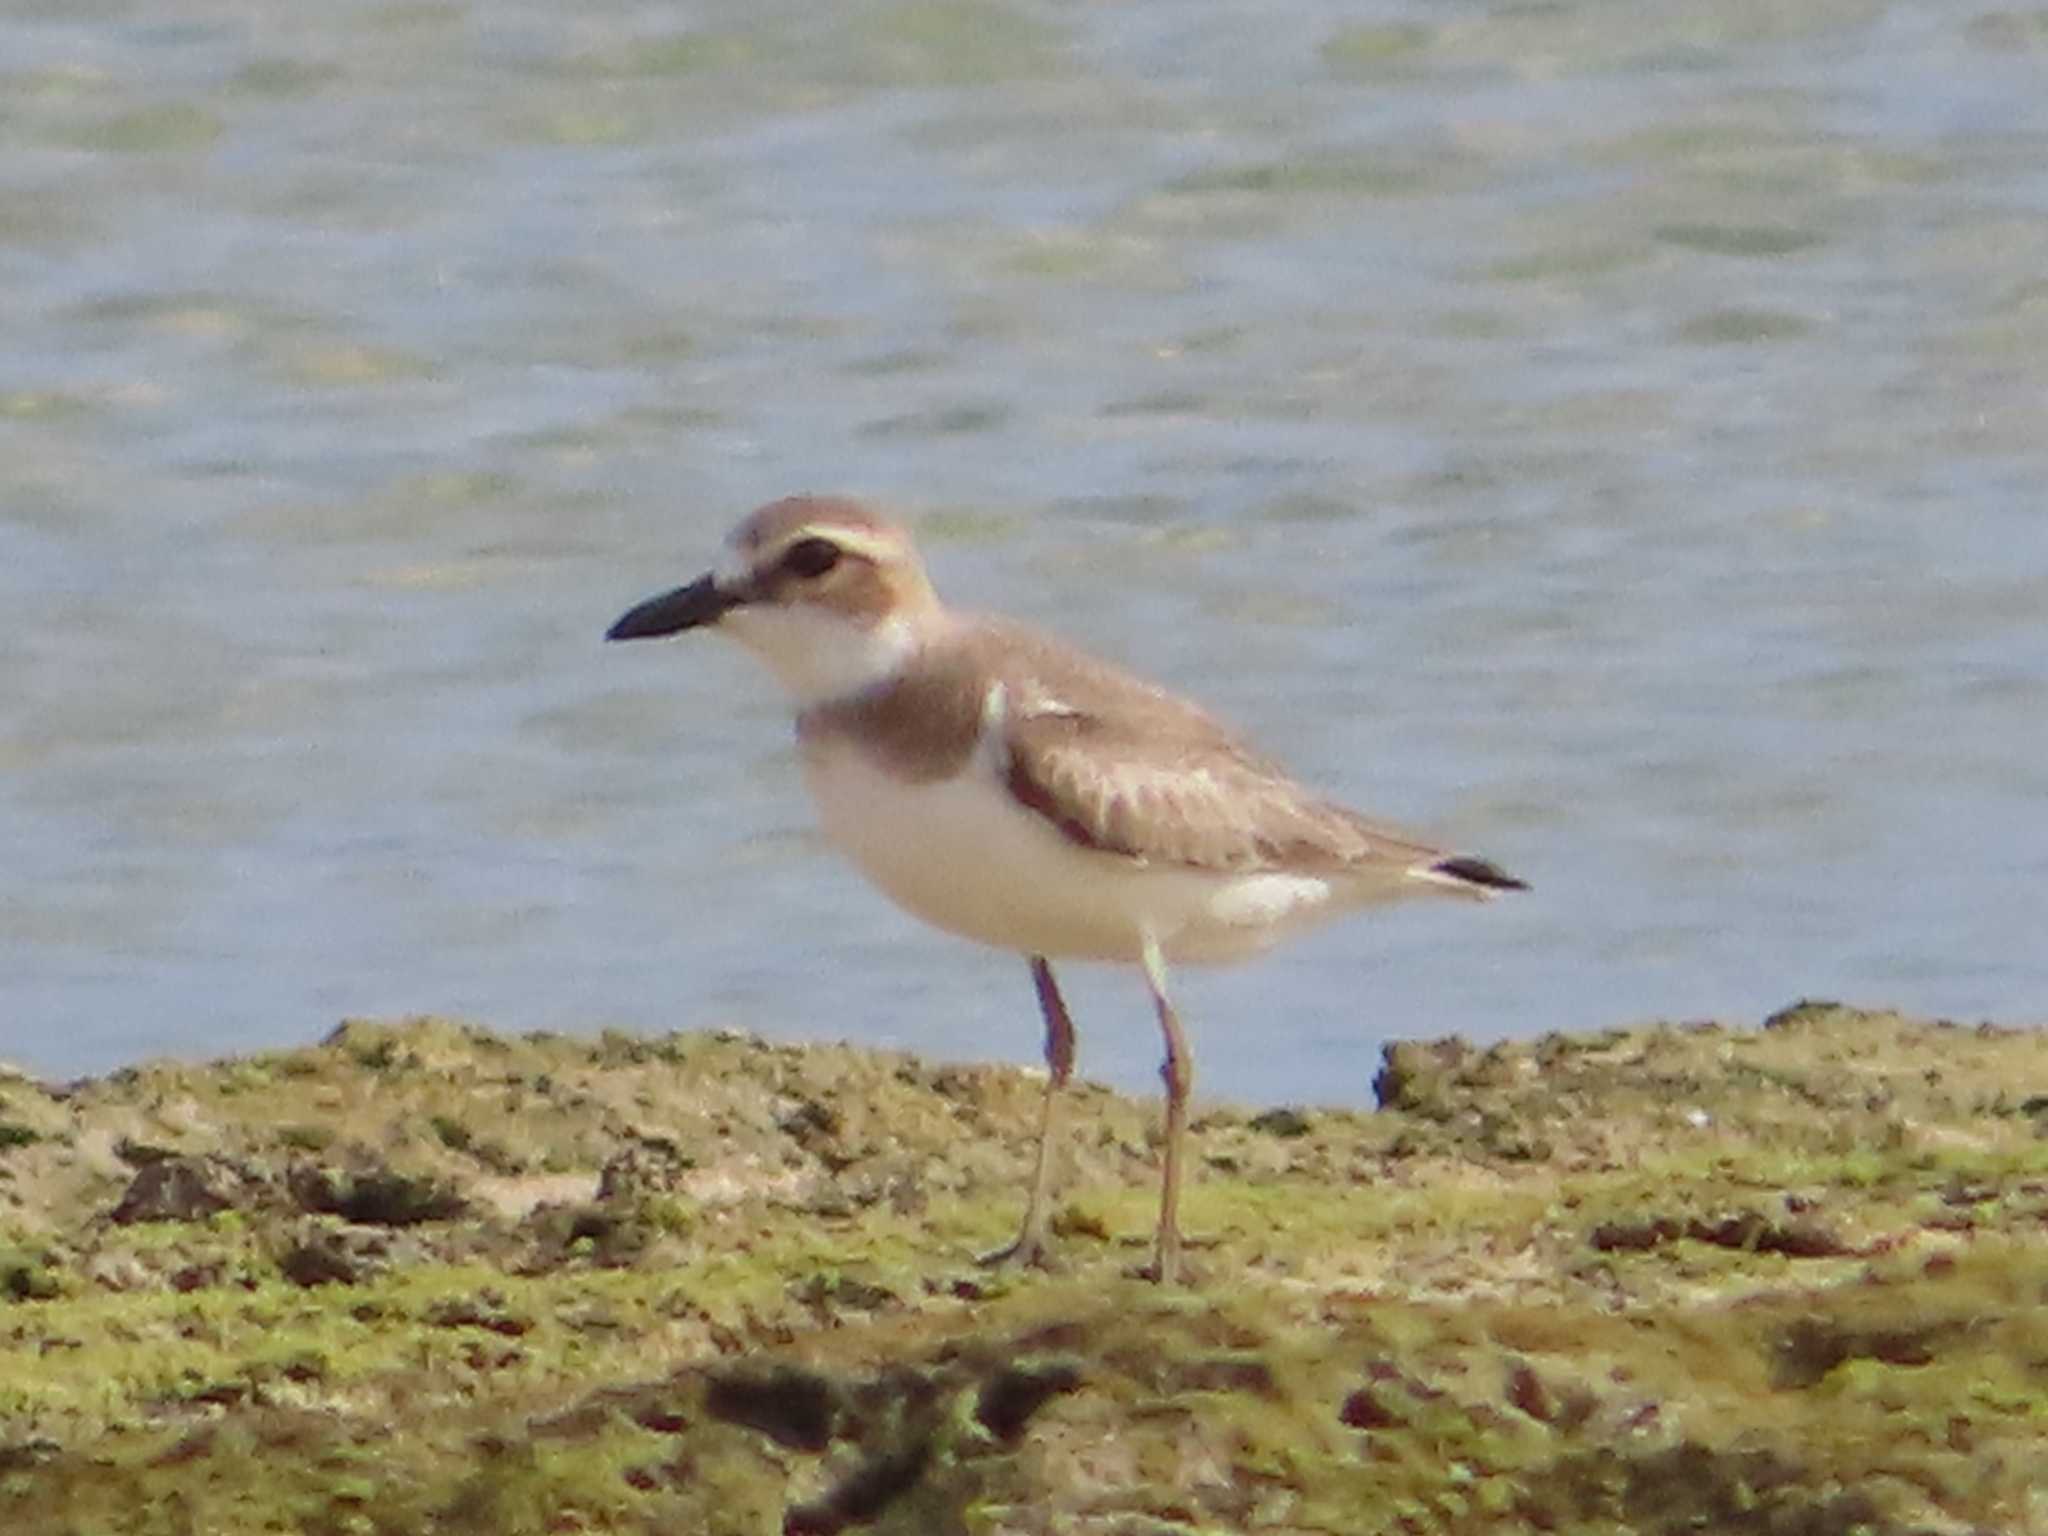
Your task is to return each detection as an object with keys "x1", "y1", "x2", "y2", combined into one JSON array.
[{"x1": 3, "y1": 1001, "x2": 2045, "y2": 1533}]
